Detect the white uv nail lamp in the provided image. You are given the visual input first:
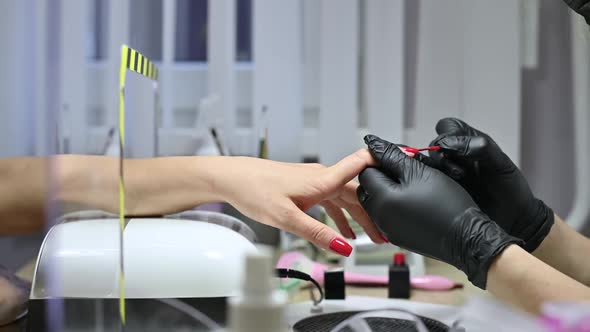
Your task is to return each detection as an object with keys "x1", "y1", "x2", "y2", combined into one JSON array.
[{"x1": 27, "y1": 210, "x2": 258, "y2": 330}]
